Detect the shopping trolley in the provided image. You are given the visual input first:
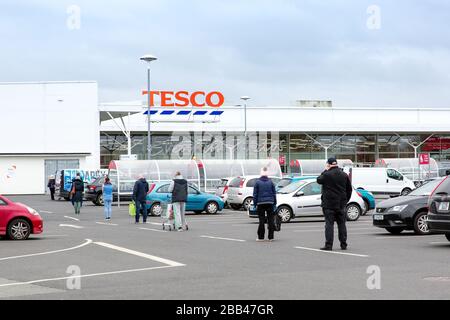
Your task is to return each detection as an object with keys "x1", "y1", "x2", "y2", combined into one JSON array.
[{"x1": 160, "y1": 201, "x2": 176, "y2": 231}]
